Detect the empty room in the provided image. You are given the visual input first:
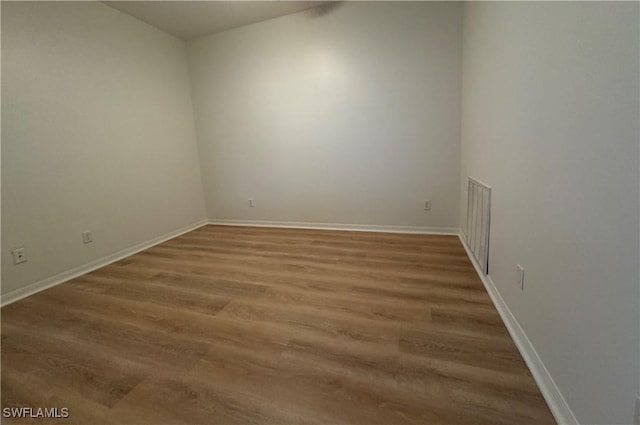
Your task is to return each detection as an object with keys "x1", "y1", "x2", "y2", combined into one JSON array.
[{"x1": 1, "y1": 1, "x2": 639, "y2": 424}]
